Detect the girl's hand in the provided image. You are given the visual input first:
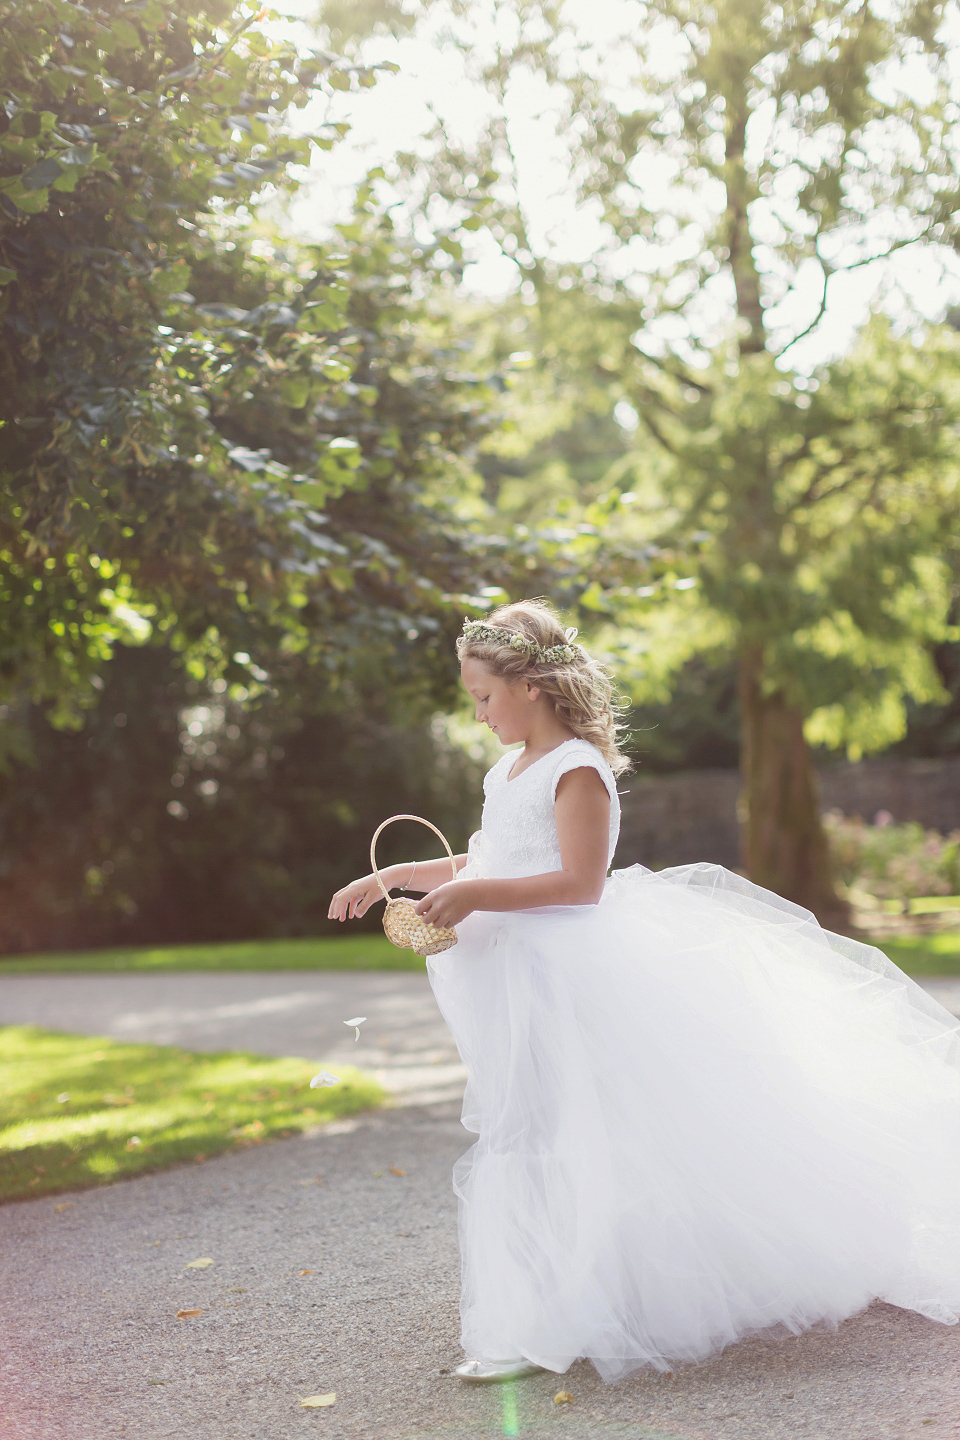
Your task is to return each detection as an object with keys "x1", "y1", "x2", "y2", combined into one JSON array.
[
  {"x1": 415, "y1": 880, "x2": 476, "y2": 929},
  {"x1": 328, "y1": 873, "x2": 383, "y2": 922}
]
